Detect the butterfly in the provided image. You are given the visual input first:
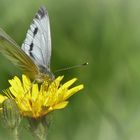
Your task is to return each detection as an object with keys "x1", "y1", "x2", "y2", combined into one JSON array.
[{"x1": 0, "y1": 6, "x2": 54, "y2": 83}]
